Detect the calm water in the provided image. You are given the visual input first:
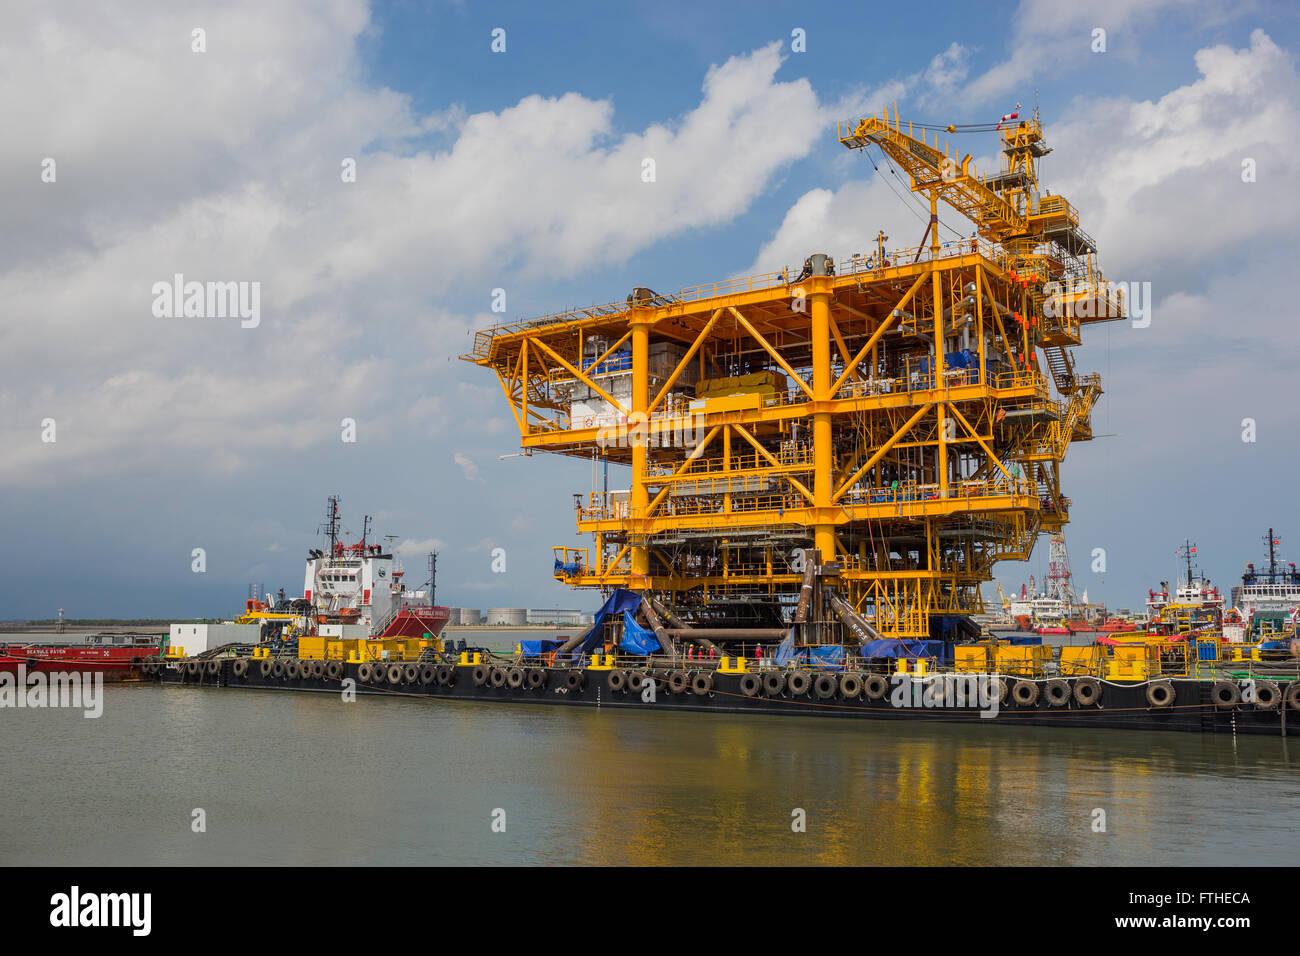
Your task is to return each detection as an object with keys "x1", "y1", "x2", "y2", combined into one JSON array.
[{"x1": 2, "y1": 658, "x2": 1297, "y2": 865}]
